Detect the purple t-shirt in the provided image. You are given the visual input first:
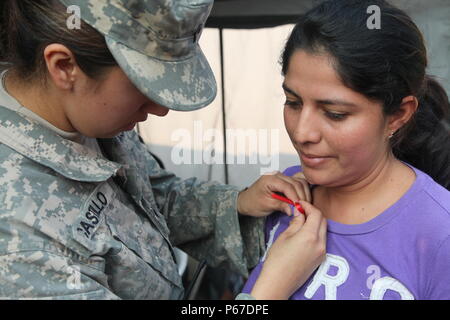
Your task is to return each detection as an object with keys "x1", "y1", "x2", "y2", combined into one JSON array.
[{"x1": 242, "y1": 162, "x2": 450, "y2": 300}]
